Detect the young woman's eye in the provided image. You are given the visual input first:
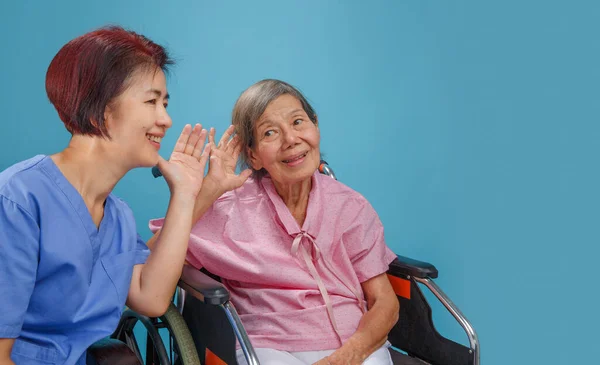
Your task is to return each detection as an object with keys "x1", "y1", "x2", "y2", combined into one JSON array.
[
  {"x1": 163, "y1": 103, "x2": 169, "y2": 109},
  {"x1": 146, "y1": 99, "x2": 157, "y2": 105}
]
